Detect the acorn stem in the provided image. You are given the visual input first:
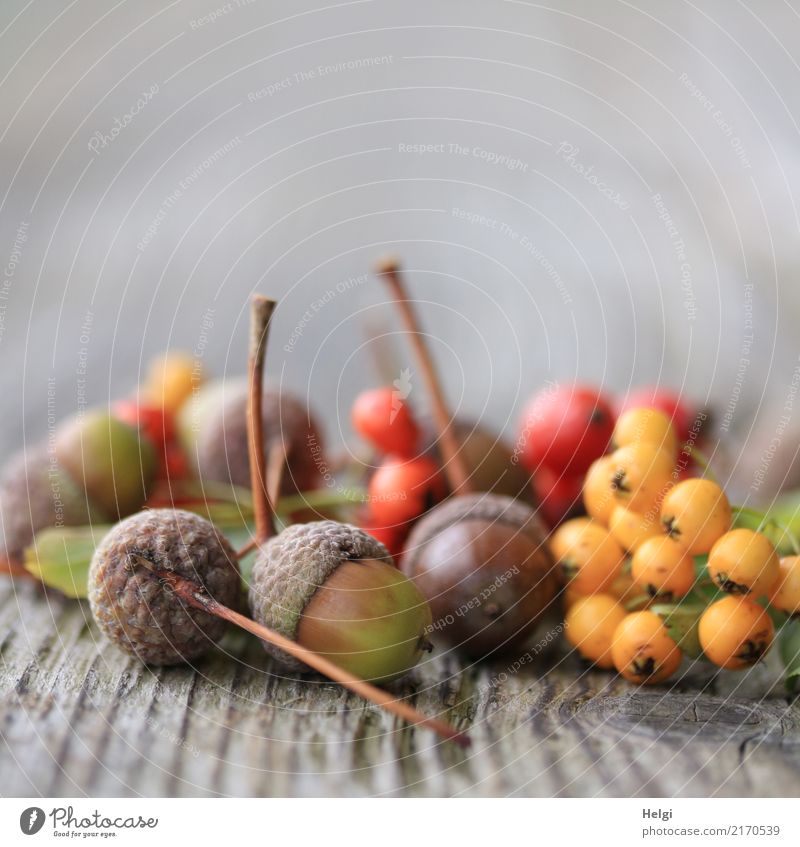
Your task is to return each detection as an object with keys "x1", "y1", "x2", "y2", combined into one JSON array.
[
  {"x1": 247, "y1": 295, "x2": 278, "y2": 543},
  {"x1": 266, "y1": 440, "x2": 286, "y2": 510},
  {"x1": 236, "y1": 538, "x2": 258, "y2": 560},
  {"x1": 375, "y1": 256, "x2": 472, "y2": 495},
  {"x1": 237, "y1": 441, "x2": 286, "y2": 560},
  {"x1": 156, "y1": 567, "x2": 470, "y2": 748}
]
